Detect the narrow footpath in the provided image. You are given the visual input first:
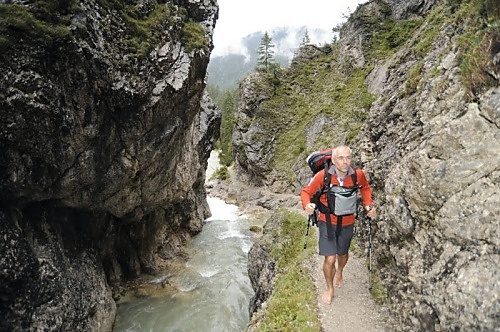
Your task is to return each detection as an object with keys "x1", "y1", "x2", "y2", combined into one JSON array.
[{"x1": 305, "y1": 247, "x2": 393, "y2": 331}]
